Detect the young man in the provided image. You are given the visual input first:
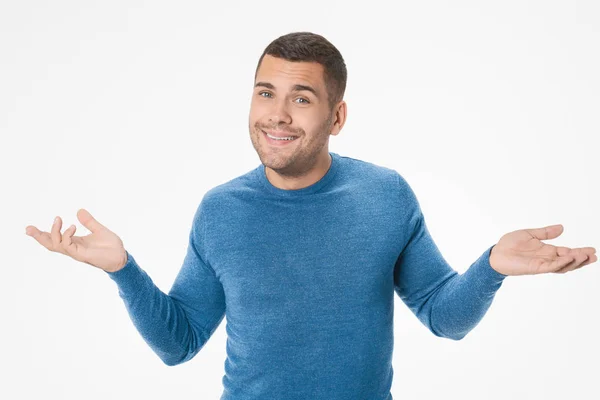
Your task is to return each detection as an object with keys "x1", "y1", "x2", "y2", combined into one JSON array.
[{"x1": 26, "y1": 32, "x2": 597, "y2": 400}]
